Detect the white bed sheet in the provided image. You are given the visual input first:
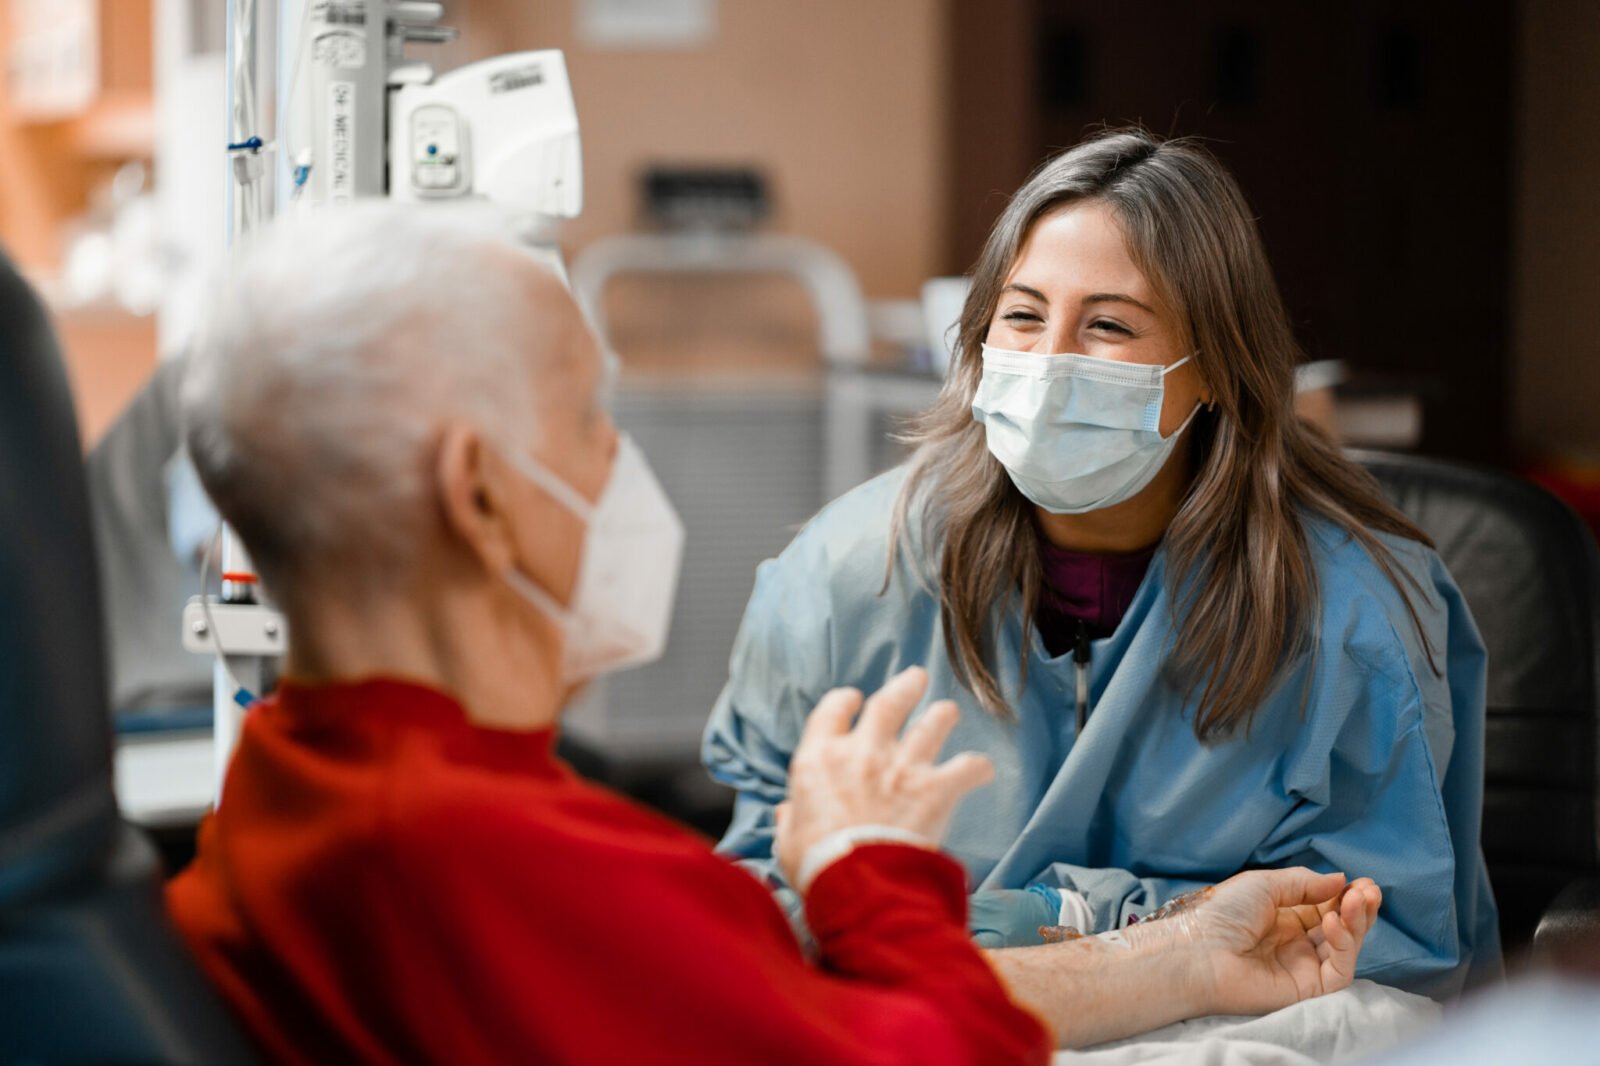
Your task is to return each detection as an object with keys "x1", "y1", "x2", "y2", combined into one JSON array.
[{"x1": 1056, "y1": 980, "x2": 1441, "y2": 1065}]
